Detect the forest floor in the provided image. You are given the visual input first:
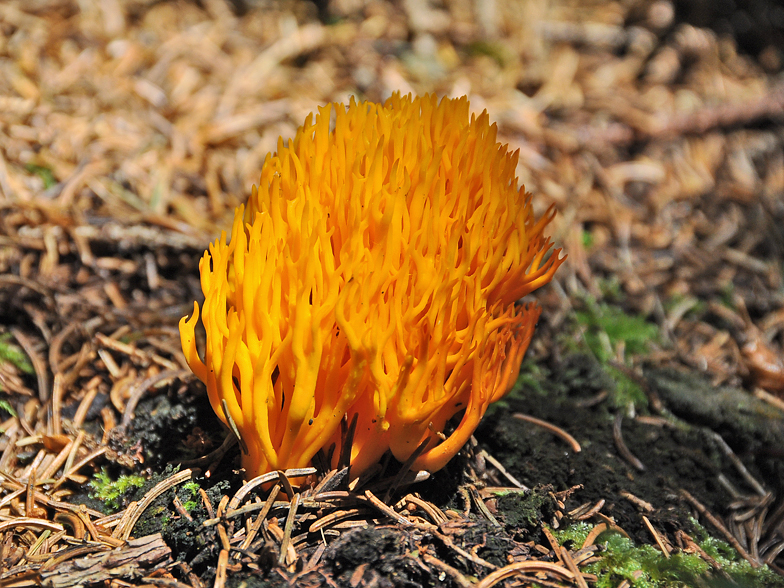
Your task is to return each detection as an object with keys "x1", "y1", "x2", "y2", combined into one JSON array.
[{"x1": 1, "y1": 0, "x2": 784, "y2": 587}]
